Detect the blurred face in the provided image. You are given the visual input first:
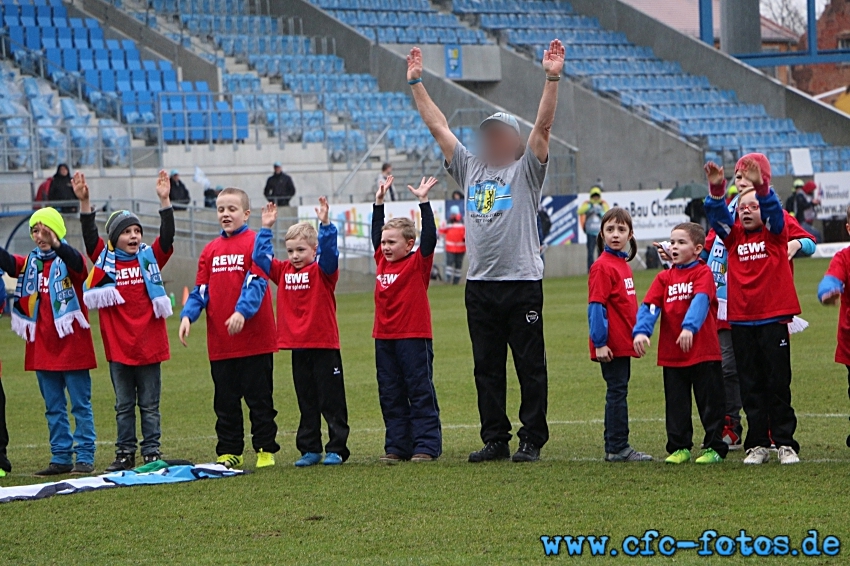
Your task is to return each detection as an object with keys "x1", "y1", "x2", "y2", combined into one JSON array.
[
  {"x1": 480, "y1": 124, "x2": 521, "y2": 168},
  {"x1": 116, "y1": 225, "x2": 142, "y2": 254},
  {"x1": 669, "y1": 229, "x2": 702, "y2": 265},
  {"x1": 602, "y1": 220, "x2": 631, "y2": 252},
  {"x1": 737, "y1": 192, "x2": 763, "y2": 230},
  {"x1": 216, "y1": 194, "x2": 249, "y2": 234},
  {"x1": 172, "y1": 174, "x2": 179, "y2": 182},
  {"x1": 274, "y1": 166, "x2": 282, "y2": 174},
  {"x1": 30, "y1": 223, "x2": 56, "y2": 251},
  {"x1": 285, "y1": 236, "x2": 316, "y2": 269},
  {"x1": 590, "y1": 194, "x2": 601, "y2": 202},
  {"x1": 734, "y1": 169, "x2": 754, "y2": 192},
  {"x1": 58, "y1": 165, "x2": 69, "y2": 177},
  {"x1": 381, "y1": 228, "x2": 414, "y2": 262}
]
